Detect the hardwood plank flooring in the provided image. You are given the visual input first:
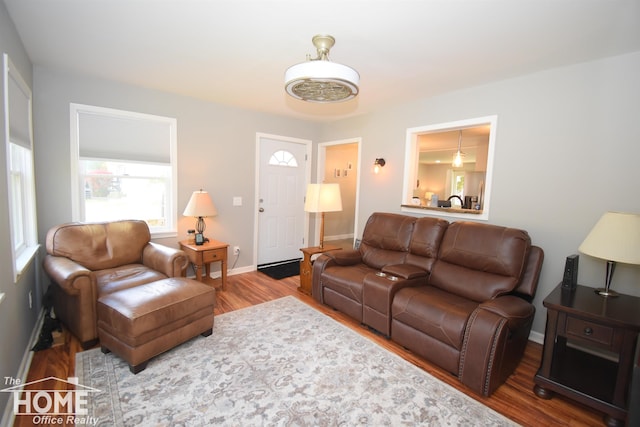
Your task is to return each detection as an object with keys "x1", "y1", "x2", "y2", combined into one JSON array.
[{"x1": 14, "y1": 271, "x2": 606, "y2": 427}]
